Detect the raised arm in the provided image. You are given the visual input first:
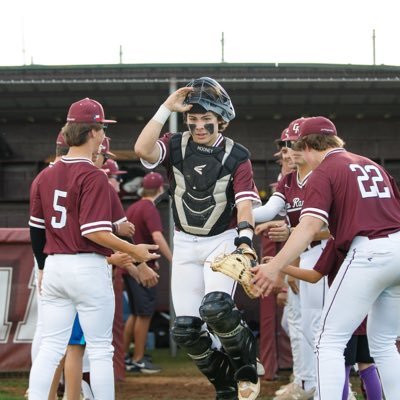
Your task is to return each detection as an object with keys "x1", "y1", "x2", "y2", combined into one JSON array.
[{"x1": 134, "y1": 87, "x2": 193, "y2": 164}]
